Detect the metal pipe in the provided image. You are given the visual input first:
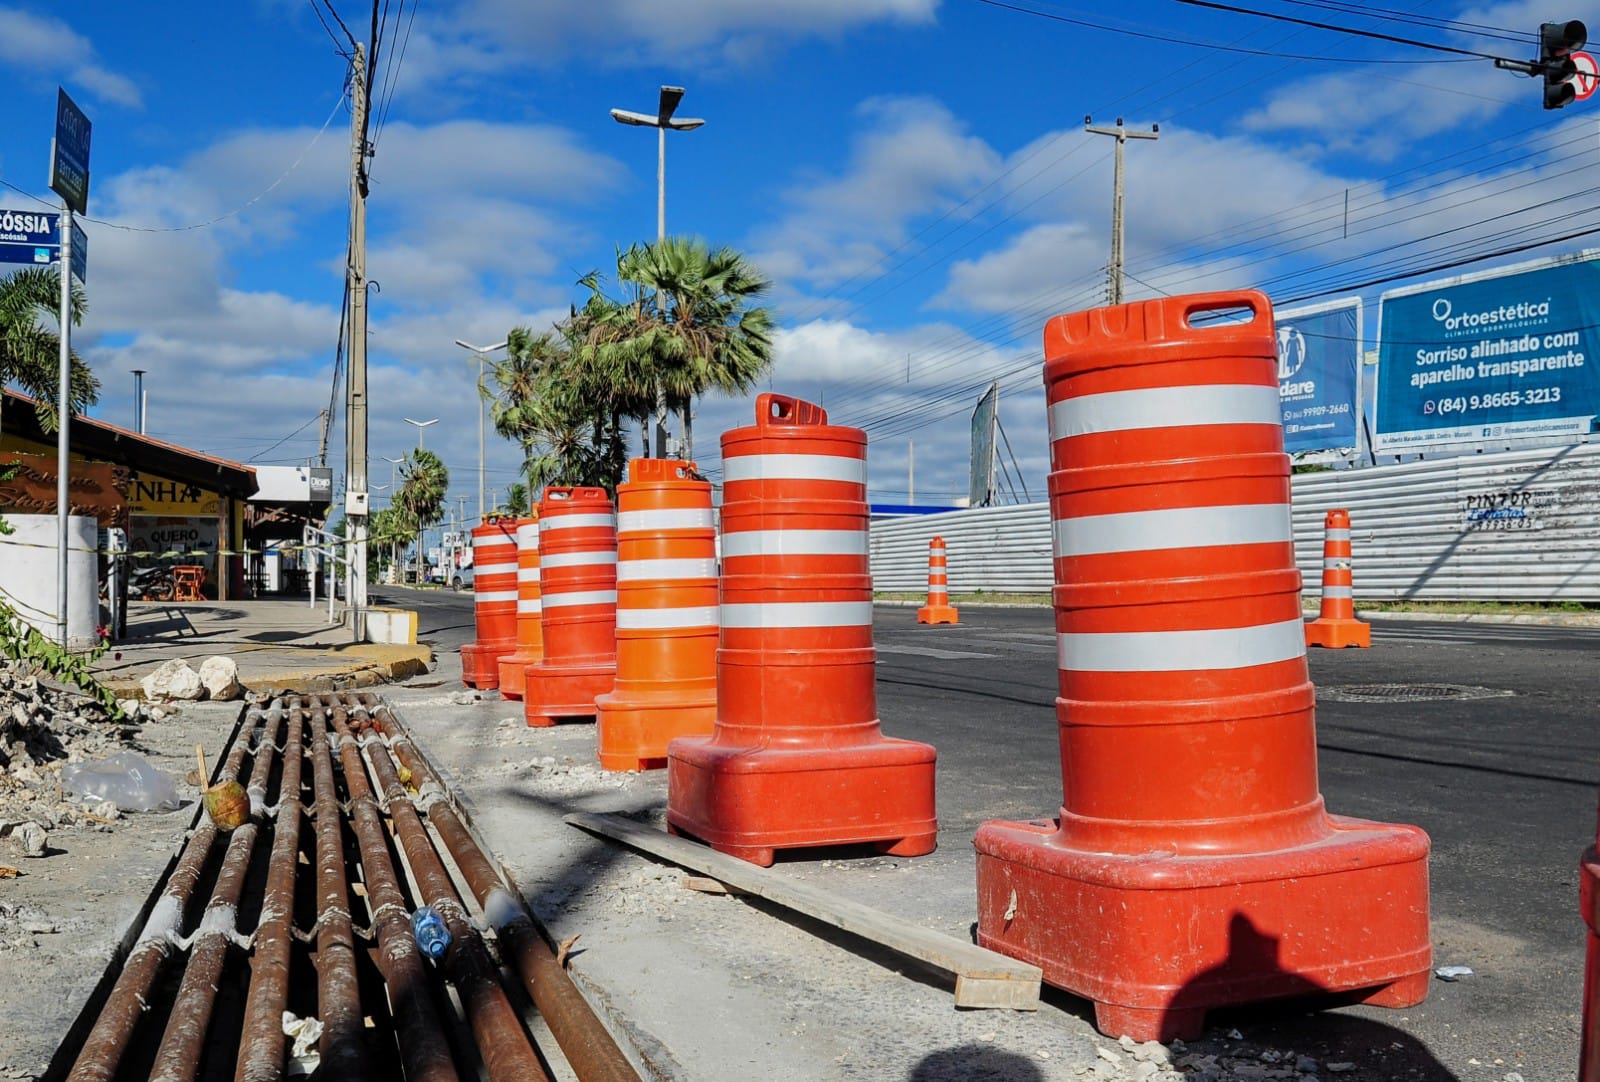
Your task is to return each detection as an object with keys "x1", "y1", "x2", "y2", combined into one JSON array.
[
  {"x1": 354, "y1": 705, "x2": 548, "y2": 1081},
  {"x1": 236, "y1": 699, "x2": 307, "y2": 1082},
  {"x1": 364, "y1": 697, "x2": 640, "y2": 1082},
  {"x1": 326, "y1": 702, "x2": 461, "y2": 1082},
  {"x1": 150, "y1": 704, "x2": 286, "y2": 1081},
  {"x1": 68, "y1": 706, "x2": 266, "y2": 1082},
  {"x1": 306, "y1": 697, "x2": 369, "y2": 1078}
]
